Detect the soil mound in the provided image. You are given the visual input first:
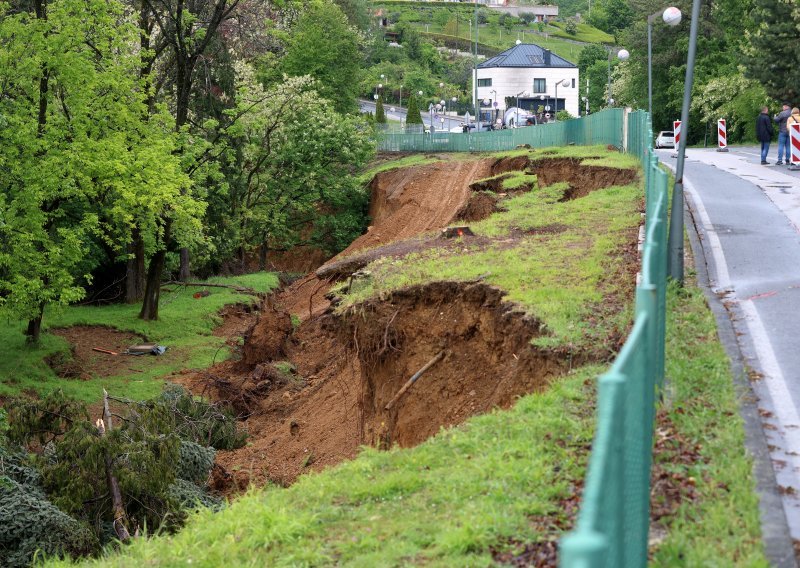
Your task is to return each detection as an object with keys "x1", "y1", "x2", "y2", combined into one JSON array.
[
  {"x1": 530, "y1": 158, "x2": 638, "y2": 200},
  {"x1": 187, "y1": 281, "x2": 577, "y2": 489}
]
